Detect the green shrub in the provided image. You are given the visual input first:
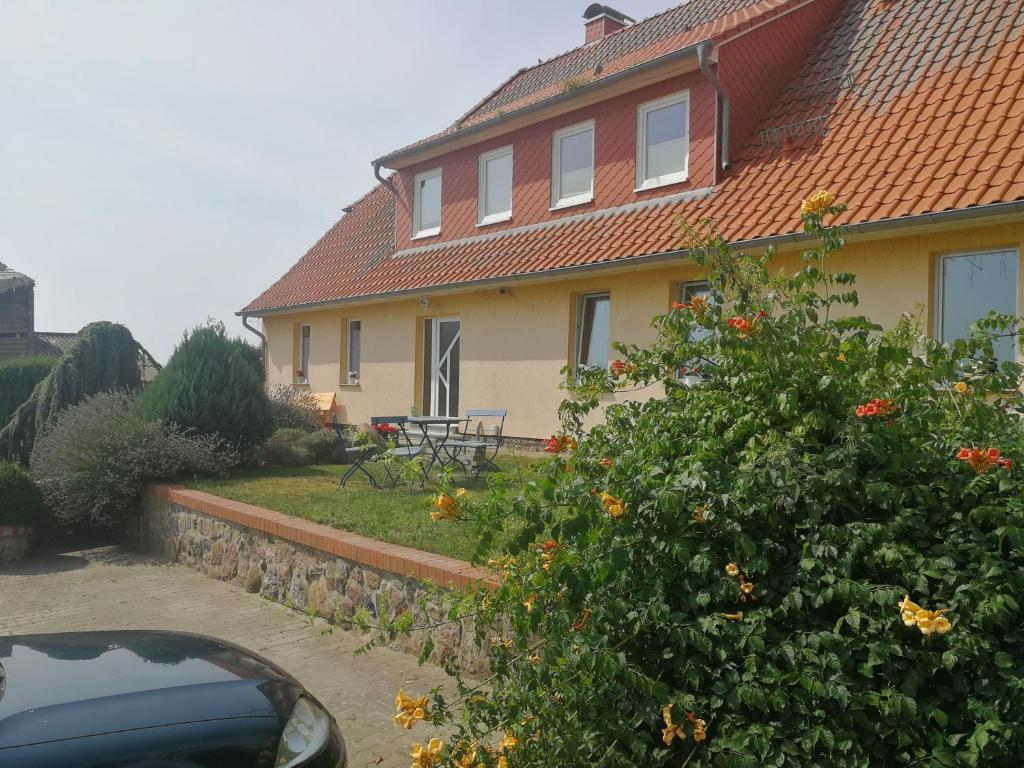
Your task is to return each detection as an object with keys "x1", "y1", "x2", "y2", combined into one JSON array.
[
  {"x1": 300, "y1": 428, "x2": 344, "y2": 464},
  {"x1": 0, "y1": 322, "x2": 144, "y2": 463},
  {"x1": 31, "y1": 391, "x2": 236, "y2": 528},
  {"x1": 142, "y1": 323, "x2": 273, "y2": 451},
  {"x1": 268, "y1": 384, "x2": 322, "y2": 431},
  {"x1": 0, "y1": 462, "x2": 45, "y2": 526},
  {"x1": 258, "y1": 428, "x2": 313, "y2": 467},
  {"x1": 400, "y1": 200, "x2": 1024, "y2": 766},
  {"x1": 0, "y1": 356, "x2": 56, "y2": 427}
]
